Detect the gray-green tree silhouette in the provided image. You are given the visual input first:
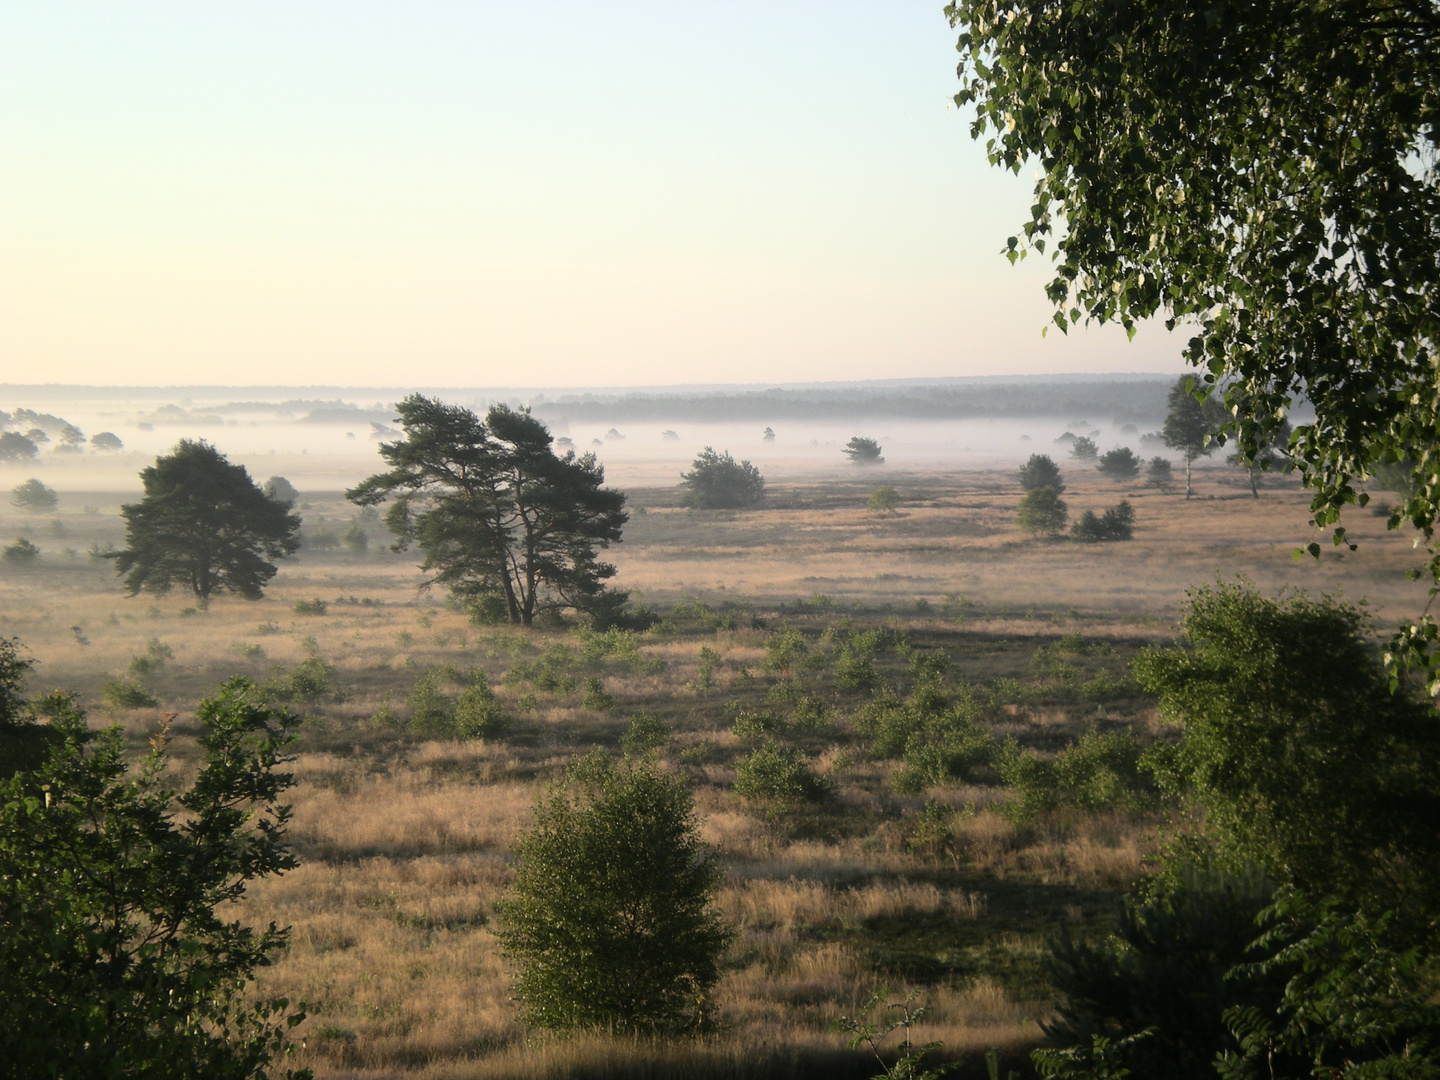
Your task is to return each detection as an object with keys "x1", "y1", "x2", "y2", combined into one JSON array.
[{"x1": 679, "y1": 447, "x2": 766, "y2": 509}]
